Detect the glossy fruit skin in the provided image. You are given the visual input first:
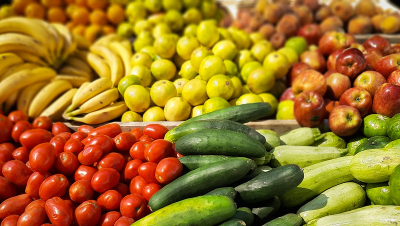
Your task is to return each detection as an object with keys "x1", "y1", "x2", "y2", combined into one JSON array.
[
  {"x1": 74, "y1": 200, "x2": 102, "y2": 226},
  {"x1": 45, "y1": 197, "x2": 74, "y2": 226},
  {"x1": 130, "y1": 128, "x2": 143, "y2": 140},
  {"x1": 0, "y1": 143, "x2": 14, "y2": 162},
  {"x1": 2, "y1": 160, "x2": 32, "y2": 186},
  {"x1": 0, "y1": 194, "x2": 33, "y2": 219},
  {"x1": 32, "y1": 116, "x2": 53, "y2": 130},
  {"x1": 57, "y1": 132, "x2": 71, "y2": 141},
  {"x1": 144, "y1": 140, "x2": 173, "y2": 163},
  {"x1": 114, "y1": 132, "x2": 137, "y2": 152},
  {"x1": 0, "y1": 115, "x2": 14, "y2": 143},
  {"x1": 74, "y1": 165, "x2": 98, "y2": 181},
  {"x1": 11, "y1": 121, "x2": 32, "y2": 143},
  {"x1": 88, "y1": 123, "x2": 122, "y2": 138},
  {"x1": 50, "y1": 135, "x2": 67, "y2": 155},
  {"x1": 85, "y1": 135, "x2": 114, "y2": 154},
  {"x1": 29, "y1": 142, "x2": 56, "y2": 172},
  {"x1": 98, "y1": 211, "x2": 121, "y2": 226},
  {"x1": 91, "y1": 168, "x2": 120, "y2": 193},
  {"x1": 39, "y1": 174, "x2": 69, "y2": 201},
  {"x1": 51, "y1": 122, "x2": 70, "y2": 136},
  {"x1": 8, "y1": 110, "x2": 28, "y2": 123},
  {"x1": 64, "y1": 138, "x2": 84, "y2": 155},
  {"x1": 78, "y1": 125, "x2": 94, "y2": 134},
  {"x1": 139, "y1": 135, "x2": 154, "y2": 143},
  {"x1": 155, "y1": 157, "x2": 183, "y2": 184},
  {"x1": 143, "y1": 124, "x2": 169, "y2": 140},
  {"x1": 142, "y1": 183, "x2": 162, "y2": 201},
  {"x1": 122, "y1": 159, "x2": 142, "y2": 182},
  {"x1": 12, "y1": 147, "x2": 29, "y2": 163},
  {"x1": 138, "y1": 162, "x2": 158, "y2": 184},
  {"x1": 130, "y1": 141, "x2": 150, "y2": 162},
  {"x1": 55, "y1": 151, "x2": 80, "y2": 176},
  {"x1": 2, "y1": 214, "x2": 20, "y2": 226},
  {"x1": 17, "y1": 201, "x2": 47, "y2": 226},
  {"x1": 78, "y1": 145, "x2": 103, "y2": 165},
  {"x1": 294, "y1": 90, "x2": 326, "y2": 128},
  {"x1": 130, "y1": 176, "x2": 148, "y2": 195},
  {"x1": 98, "y1": 152, "x2": 125, "y2": 171},
  {"x1": 97, "y1": 190, "x2": 122, "y2": 211},
  {"x1": 120, "y1": 193, "x2": 147, "y2": 220},
  {"x1": 114, "y1": 216, "x2": 135, "y2": 226},
  {"x1": 19, "y1": 129, "x2": 54, "y2": 150},
  {"x1": 0, "y1": 176, "x2": 16, "y2": 201},
  {"x1": 71, "y1": 131, "x2": 88, "y2": 142},
  {"x1": 69, "y1": 180, "x2": 94, "y2": 203},
  {"x1": 25, "y1": 171, "x2": 51, "y2": 199},
  {"x1": 113, "y1": 182, "x2": 130, "y2": 197}
]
